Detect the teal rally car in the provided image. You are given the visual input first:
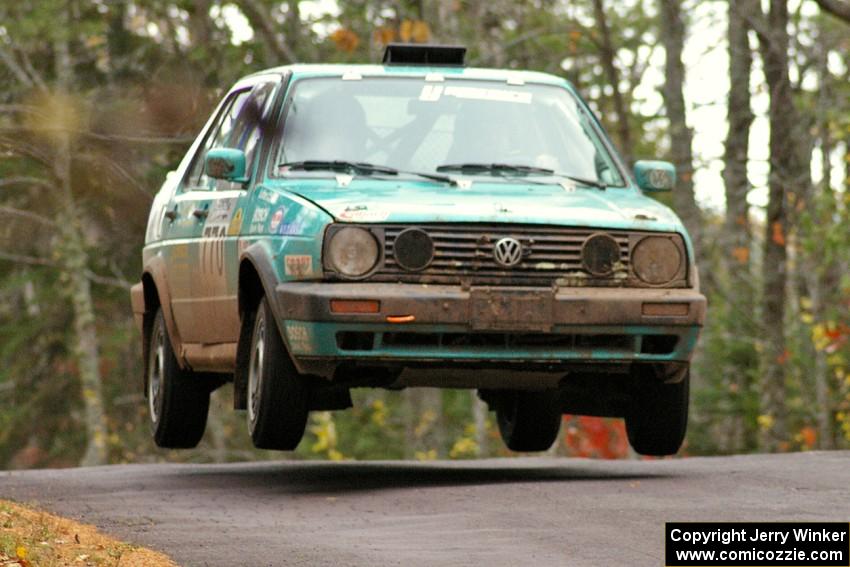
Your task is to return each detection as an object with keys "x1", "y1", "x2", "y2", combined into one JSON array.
[{"x1": 130, "y1": 44, "x2": 706, "y2": 456}]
